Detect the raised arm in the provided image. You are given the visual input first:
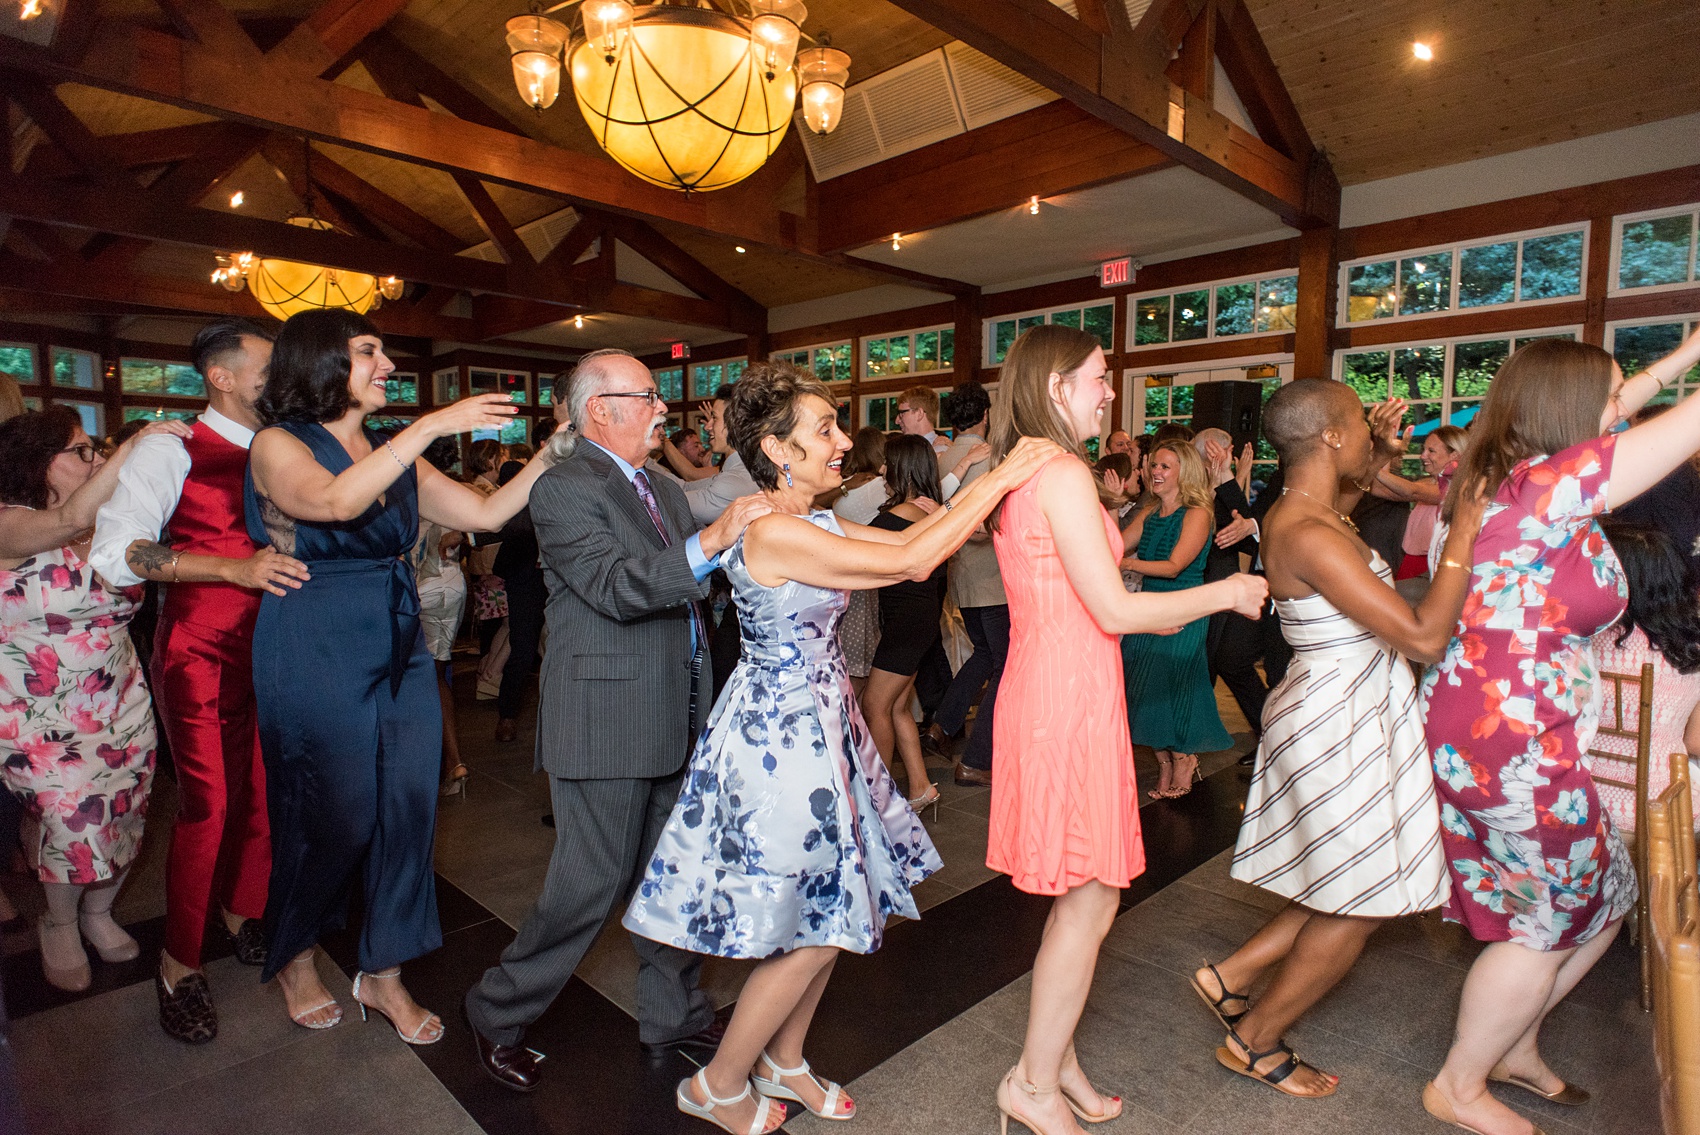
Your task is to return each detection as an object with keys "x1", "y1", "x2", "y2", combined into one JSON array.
[
  {"x1": 1605, "y1": 325, "x2": 1700, "y2": 508},
  {"x1": 249, "y1": 394, "x2": 516, "y2": 524},
  {"x1": 1370, "y1": 467, "x2": 1442, "y2": 505},
  {"x1": 416, "y1": 456, "x2": 552, "y2": 534},
  {"x1": 661, "y1": 437, "x2": 717, "y2": 482},
  {"x1": 1120, "y1": 506, "x2": 1210, "y2": 579},
  {"x1": 743, "y1": 438, "x2": 1061, "y2": 590},
  {"x1": 1041, "y1": 459, "x2": 1265, "y2": 635}
]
